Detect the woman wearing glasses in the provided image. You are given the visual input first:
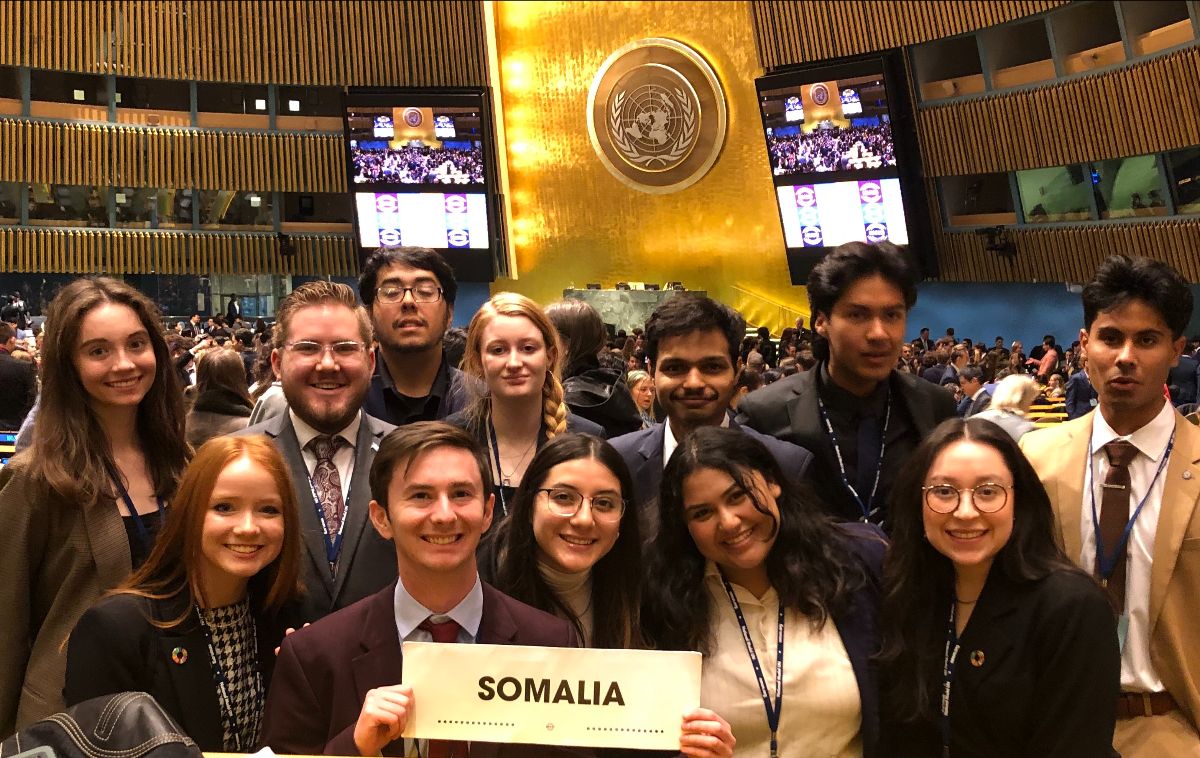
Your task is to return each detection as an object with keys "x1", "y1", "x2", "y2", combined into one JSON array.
[
  {"x1": 449, "y1": 293, "x2": 604, "y2": 523},
  {"x1": 481, "y1": 432, "x2": 735, "y2": 757},
  {"x1": 879, "y1": 417, "x2": 1119, "y2": 757},
  {"x1": 645, "y1": 426, "x2": 884, "y2": 758}
]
